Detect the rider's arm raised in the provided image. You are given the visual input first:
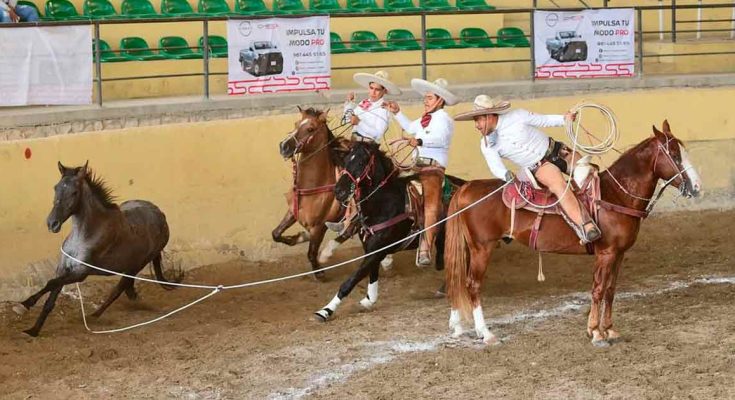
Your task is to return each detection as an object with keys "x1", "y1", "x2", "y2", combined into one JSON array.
[
  {"x1": 520, "y1": 109, "x2": 565, "y2": 128},
  {"x1": 394, "y1": 111, "x2": 417, "y2": 135}
]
